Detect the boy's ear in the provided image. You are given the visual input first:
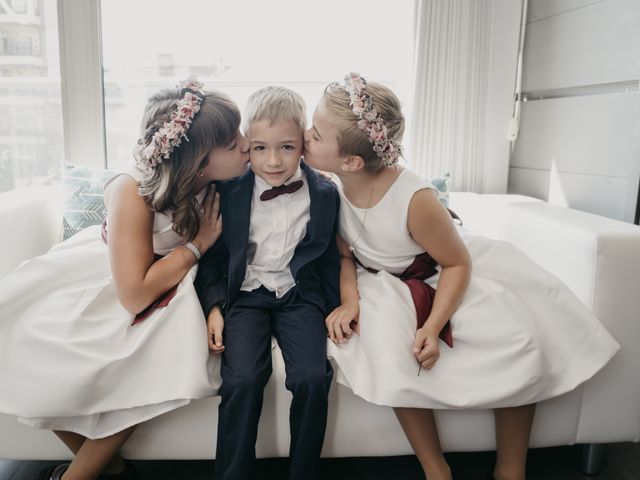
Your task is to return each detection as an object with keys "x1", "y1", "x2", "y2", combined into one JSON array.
[{"x1": 341, "y1": 155, "x2": 366, "y2": 173}]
